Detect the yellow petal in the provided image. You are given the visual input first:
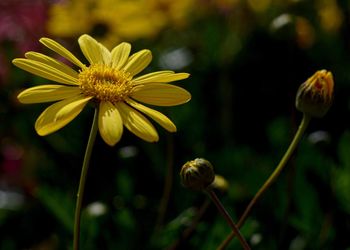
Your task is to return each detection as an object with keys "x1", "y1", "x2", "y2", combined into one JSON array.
[
  {"x1": 133, "y1": 71, "x2": 190, "y2": 85},
  {"x1": 98, "y1": 101, "x2": 123, "y2": 146},
  {"x1": 18, "y1": 85, "x2": 81, "y2": 103},
  {"x1": 123, "y1": 49, "x2": 152, "y2": 77},
  {"x1": 12, "y1": 59, "x2": 78, "y2": 85},
  {"x1": 131, "y1": 83, "x2": 191, "y2": 106},
  {"x1": 115, "y1": 102, "x2": 158, "y2": 142},
  {"x1": 40, "y1": 37, "x2": 85, "y2": 69},
  {"x1": 111, "y1": 42, "x2": 131, "y2": 70},
  {"x1": 25, "y1": 52, "x2": 79, "y2": 80},
  {"x1": 126, "y1": 98, "x2": 176, "y2": 132},
  {"x1": 78, "y1": 34, "x2": 111, "y2": 65},
  {"x1": 35, "y1": 95, "x2": 92, "y2": 136}
]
